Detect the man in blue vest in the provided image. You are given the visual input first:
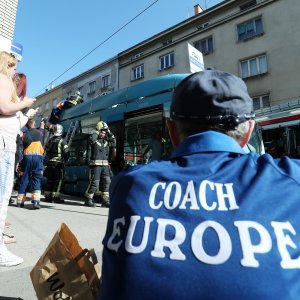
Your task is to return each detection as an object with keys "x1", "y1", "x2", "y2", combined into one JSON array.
[
  {"x1": 99, "y1": 69, "x2": 300, "y2": 300},
  {"x1": 17, "y1": 119, "x2": 45, "y2": 210}
]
